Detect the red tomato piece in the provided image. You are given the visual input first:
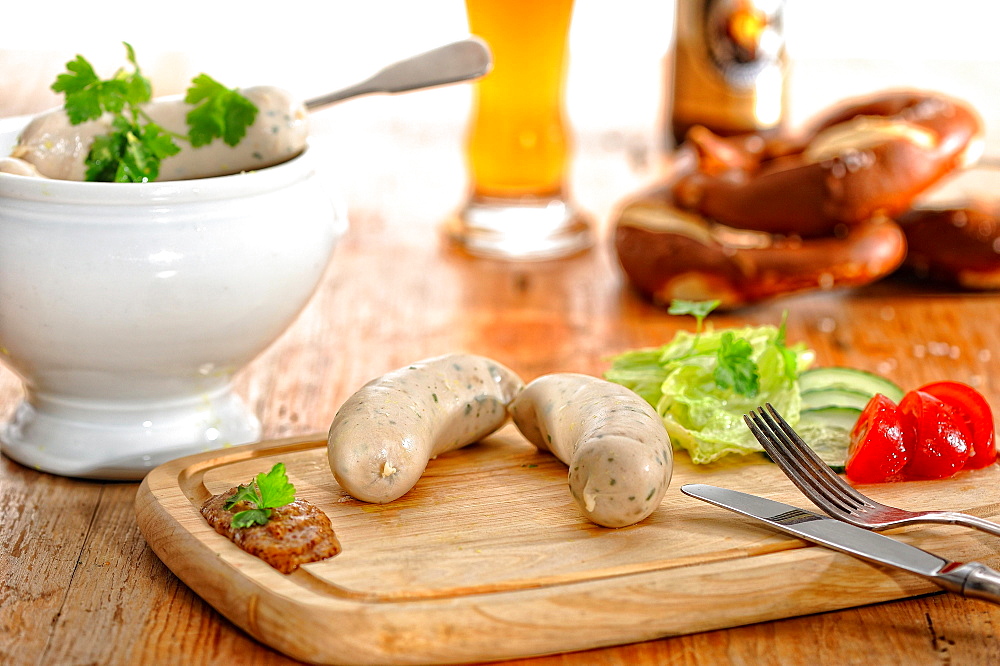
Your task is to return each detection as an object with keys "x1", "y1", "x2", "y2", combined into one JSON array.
[
  {"x1": 918, "y1": 381, "x2": 997, "y2": 469},
  {"x1": 898, "y1": 390, "x2": 972, "y2": 479},
  {"x1": 846, "y1": 393, "x2": 909, "y2": 483}
]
